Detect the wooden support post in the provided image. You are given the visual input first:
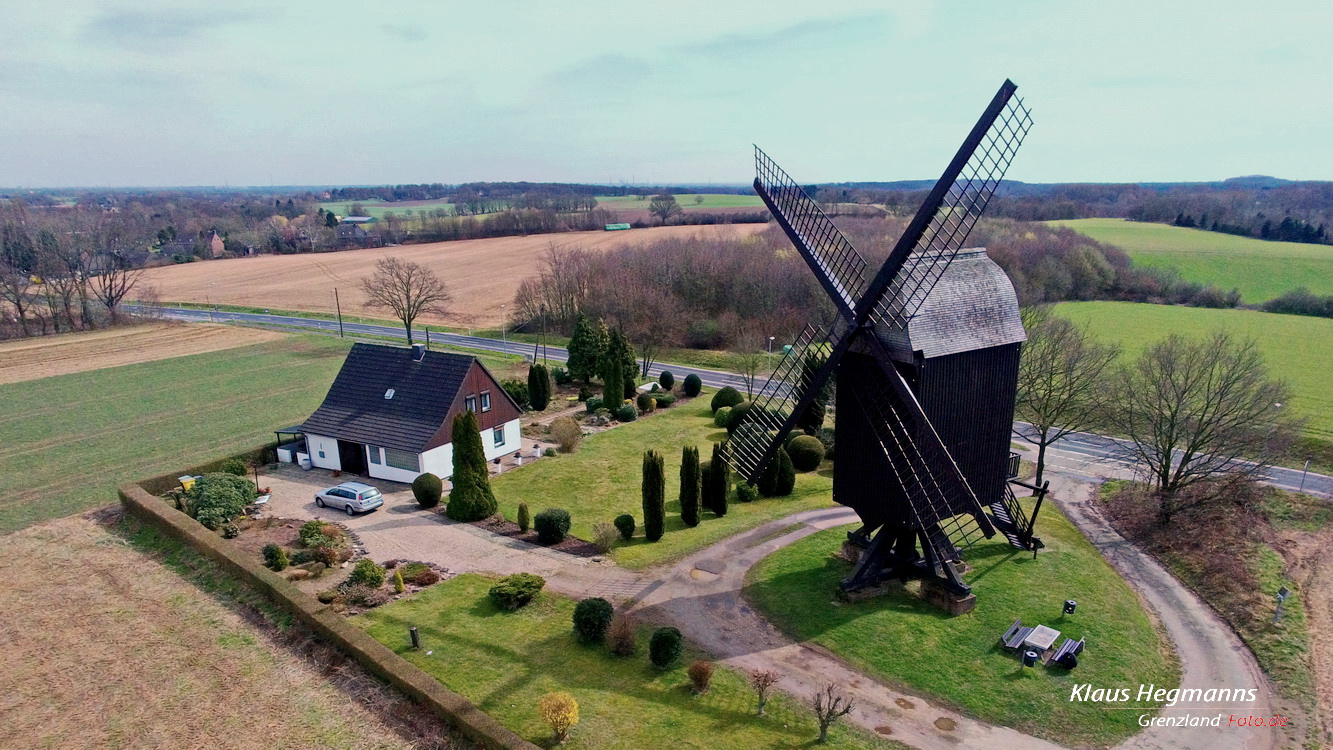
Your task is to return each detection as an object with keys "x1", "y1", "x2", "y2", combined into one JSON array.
[{"x1": 410, "y1": 626, "x2": 420, "y2": 650}]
